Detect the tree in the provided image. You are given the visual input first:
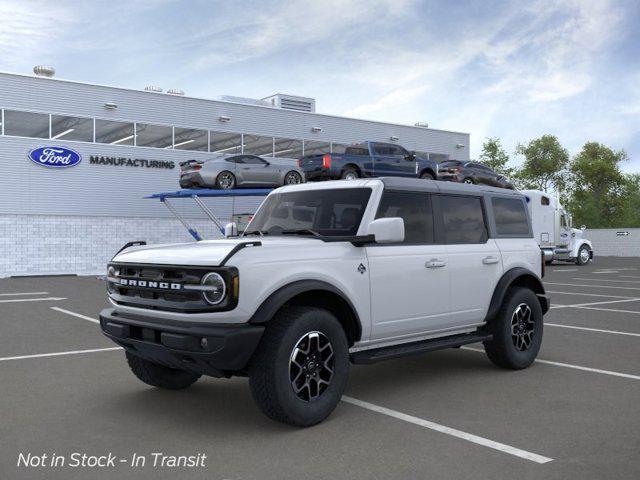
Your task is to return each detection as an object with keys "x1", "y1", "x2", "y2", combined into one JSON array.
[
  {"x1": 620, "y1": 174, "x2": 640, "y2": 228},
  {"x1": 514, "y1": 135, "x2": 569, "y2": 192},
  {"x1": 566, "y1": 142, "x2": 628, "y2": 228},
  {"x1": 478, "y1": 137, "x2": 514, "y2": 177}
]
